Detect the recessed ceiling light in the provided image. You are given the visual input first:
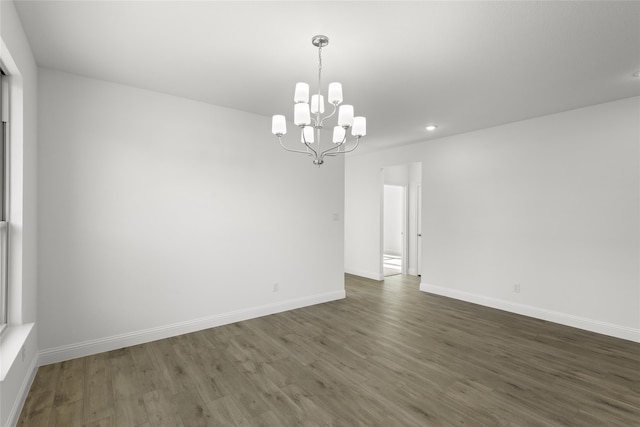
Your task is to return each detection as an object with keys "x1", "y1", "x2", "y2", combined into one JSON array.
[
  {"x1": 425, "y1": 125, "x2": 438, "y2": 131},
  {"x1": 634, "y1": 70, "x2": 640, "y2": 78}
]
